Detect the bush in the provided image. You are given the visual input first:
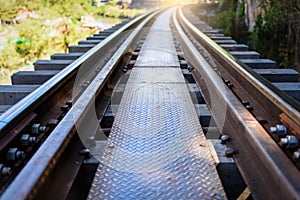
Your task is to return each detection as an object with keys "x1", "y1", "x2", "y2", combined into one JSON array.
[
  {"x1": 252, "y1": 0, "x2": 299, "y2": 69},
  {"x1": 0, "y1": 1, "x2": 19, "y2": 22},
  {"x1": 0, "y1": 44, "x2": 23, "y2": 71},
  {"x1": 210, "y1": 10, "x2": 234, "y2": 36},
  {"x1": 96, "y1": 2, "x2": 145, "y2": 18},
  {"x1": 14, "y1": 19, "x2": 49, "y2": 61},
  {"x1": 0, "y1": 0, "x2": 145, "y2": 73},
  {"x1": 210, "y1": 0, "x2": 249, "y2": 43}
]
